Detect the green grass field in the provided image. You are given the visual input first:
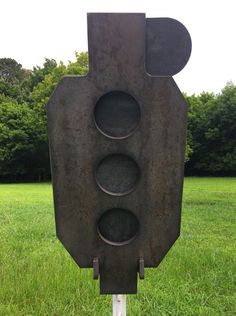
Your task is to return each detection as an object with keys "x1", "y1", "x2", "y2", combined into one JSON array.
[{"x1": 0, "y1": 178, "x2": 235, "y2": 315}]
